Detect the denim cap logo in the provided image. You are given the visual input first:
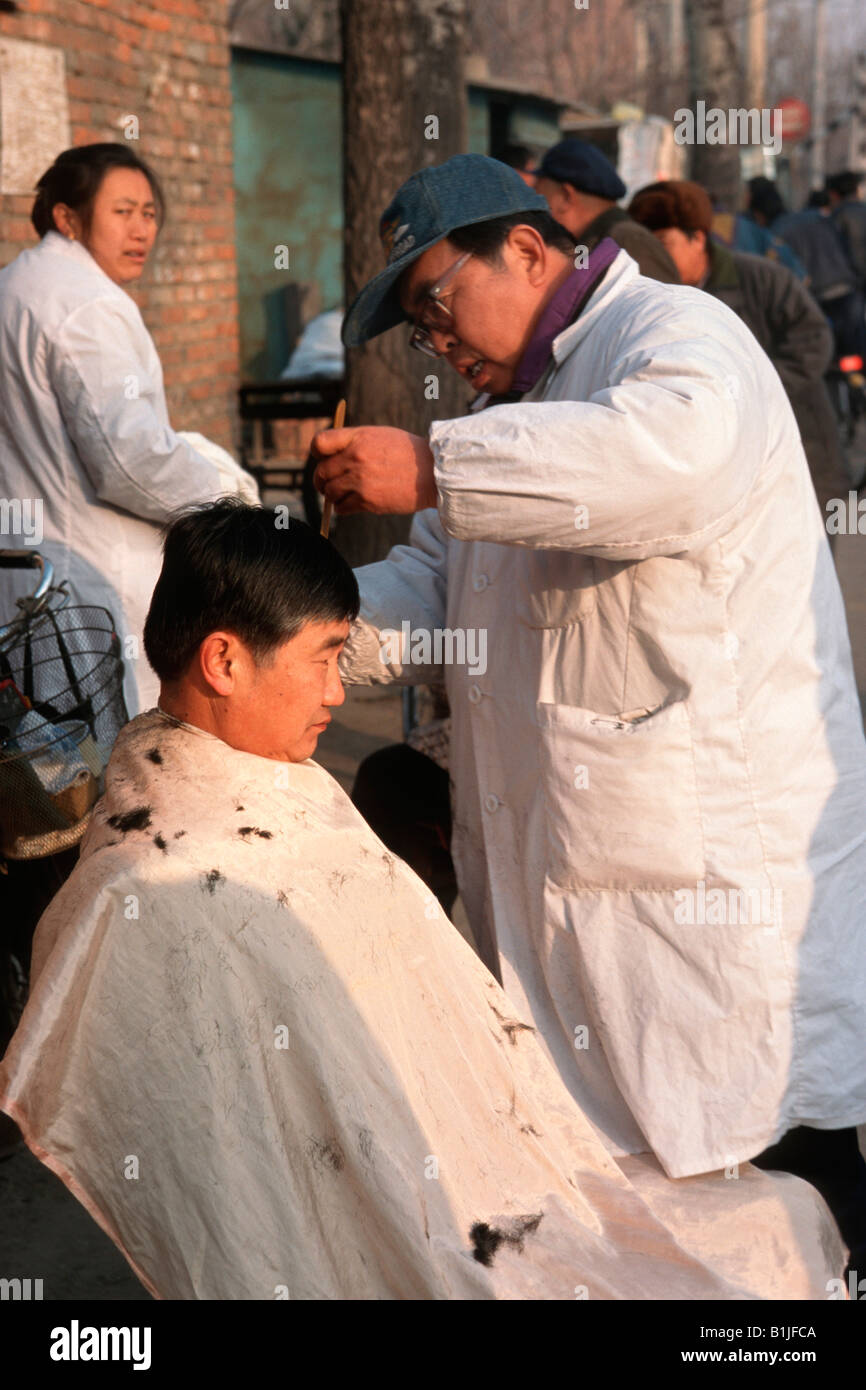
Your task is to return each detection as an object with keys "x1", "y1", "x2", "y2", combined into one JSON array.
[{"x1": 380, "y1": 215, "x2": 416, "y2": 265}]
